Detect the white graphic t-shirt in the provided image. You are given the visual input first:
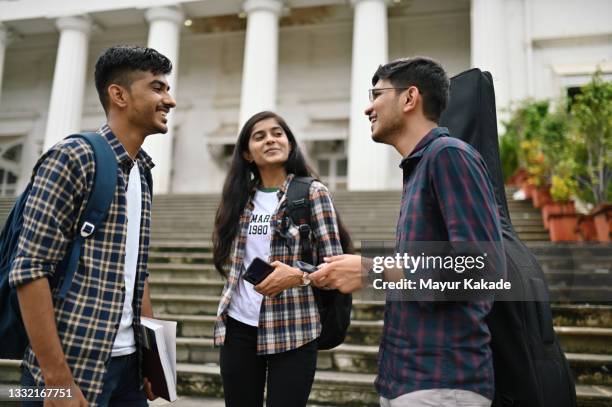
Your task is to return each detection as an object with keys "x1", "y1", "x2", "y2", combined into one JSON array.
[{"x1": 227, "y1": 189, "x2": 279, "y2": 326}]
